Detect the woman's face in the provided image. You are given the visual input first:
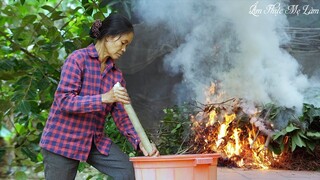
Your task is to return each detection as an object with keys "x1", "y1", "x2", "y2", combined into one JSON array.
[{"x1": 104, "y1": 32, "x2": 134, "y2": 60}]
